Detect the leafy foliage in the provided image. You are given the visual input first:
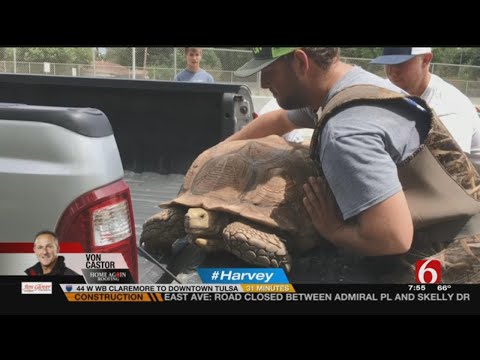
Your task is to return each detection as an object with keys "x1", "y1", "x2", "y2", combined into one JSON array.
[
  {"x1": 340, "y1": 47, "x2": 383, "y2": 59},
  {"x1": 15, "y1": 48, "x2": 92, "y2": 64}
]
